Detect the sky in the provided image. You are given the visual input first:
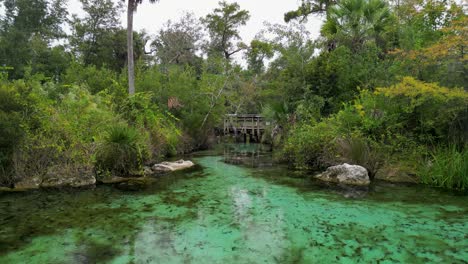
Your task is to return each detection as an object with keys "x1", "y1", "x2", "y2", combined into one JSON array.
[{"x1": 67, "y1": 0, "x2": 324, "y2": 61}]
